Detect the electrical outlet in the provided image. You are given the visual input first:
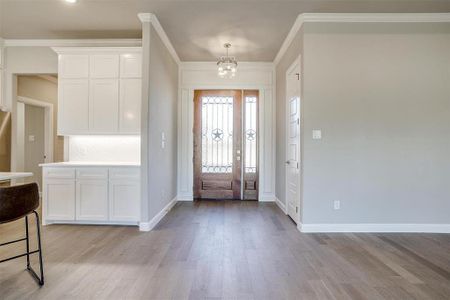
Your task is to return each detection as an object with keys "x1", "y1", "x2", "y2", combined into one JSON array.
[{"x1": 333, "y1": 200, "x2": 340, "y2": 210}]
